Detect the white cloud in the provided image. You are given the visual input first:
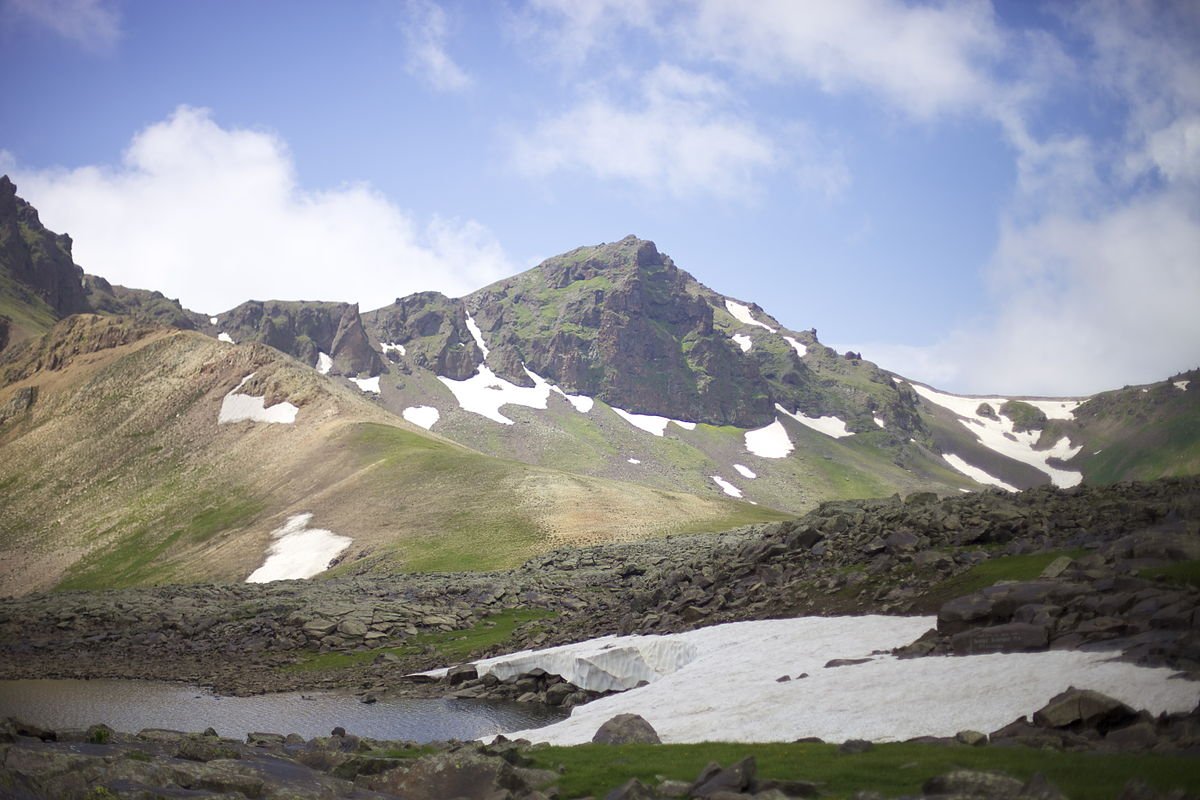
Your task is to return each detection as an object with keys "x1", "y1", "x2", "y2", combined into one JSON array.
[
  {"x1": 5, "y1": 106, "x2": 513, "y2": 314},
  {"x1": 3, "y1": 0, "x2": 120, "y2": 51},
  {"x1": 685, "y1": 0, "x2": 1005, "y2": 120},
  {"x1": 402, "y1": 0, "x2": 472, "y2": 92},
  {"x1": 513, "y1": 0, "x2": 658, "y2": 67},
  {"x1": 852, "y1": 191, "x2": 1200, "y2": 396},
  {"x1": 512, "y1": 65, "x2": 794, "y2": 200}
]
